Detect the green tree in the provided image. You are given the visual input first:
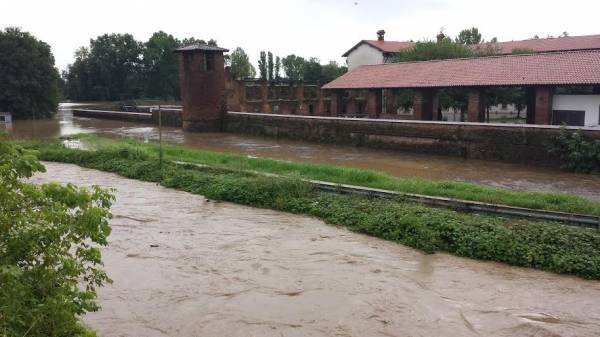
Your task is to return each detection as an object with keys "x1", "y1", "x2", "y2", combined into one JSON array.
[
  {"x1": 274, "y1": 56, "x2": 281, "y2": 80},
  {"x1": 267, "y1": 52, "x2": 274, "y2": 81},
  {"x1": 180, "y1": 37, "x2": 207, "y2": 46},
  {"x1": 281, "y1": 54, "x2": 305, "y2": 80},
  {"x1": 0, "y1": 27, "x2": 60, "y2": 119},
  {"x1": 258, "y1": 51, "x2": 267, "y2": 80},
  {"x1": 394, "y1": 39, "x2": 473, "y2": 62},
  {"x1": 0, "y1": 141, "x2": 114, "y2": 336},
  {"x1": 143, "y1": 31, "x2": 180, "y2": 100},
  {"x1": 303, "y1": 57, "x2": 322, "y2": 82},
  {"x1": 321, "y1": 61, "x2": 347, "y2": 83},
  {"x1": 456, "y1": 27, "x2": 483, "y2": 45},
  {"x1": 229, "y1": 47, "x2": 256, "y2": 79}
]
